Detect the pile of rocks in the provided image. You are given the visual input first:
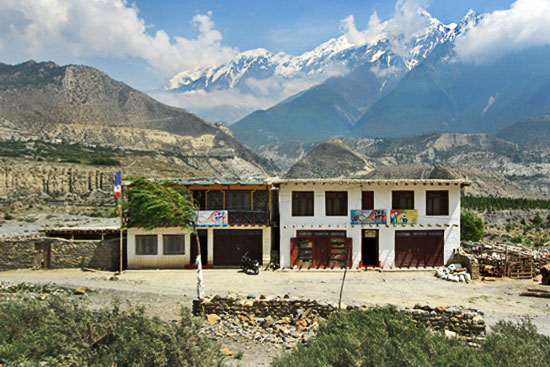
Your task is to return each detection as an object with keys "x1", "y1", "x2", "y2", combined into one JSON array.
[
  {"x1": 201, "y1": 308, "x2": 320, "y2": 349},
  {"x1": 435, "y1": 264, "x2": 472, "y2": 283},
  {"x1": 0, "y1": 281, "x2": 88, "y2": 301},
  {"x1": 410, "y1": 304, "x2": 485, "y2": 337},
  {"x1": 194, "y1": 294, "x2": 487, "y2": 349}
]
